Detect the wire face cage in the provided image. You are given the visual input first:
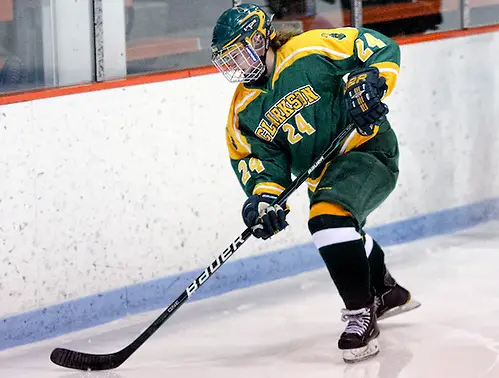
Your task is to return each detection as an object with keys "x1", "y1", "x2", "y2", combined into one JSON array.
[{"x1": 212, "y1": 41, "x2": 265, "y2": 83}]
